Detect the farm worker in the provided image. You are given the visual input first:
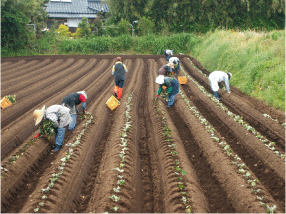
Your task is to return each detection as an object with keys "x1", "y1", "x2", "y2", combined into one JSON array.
[
  {"x1": 112, "y1": 56, "x2": 128, "y2": 100},
  {"x1": 33, "y1": 105, "x2": 72, "y2": 152},
  {"x1": 155, "y1": 75, "x2": 180, "y2": 107},
  {"x1": 164, "y1": 49, "x2": 173, "y2": 61},
  {"x1": 169, "y1": 56, "x2": 180, "y2": 75},
  {"x1": 208, "y1": 71, "x2": 232, "y2": 100},
  {"x1": 158, "y1": 62, "x2": 175, "y2": 76},
  {"x1": 62, "y1": 91, "x2": 87, "y2": 130}
]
